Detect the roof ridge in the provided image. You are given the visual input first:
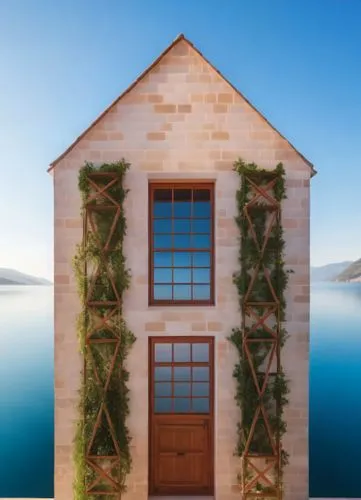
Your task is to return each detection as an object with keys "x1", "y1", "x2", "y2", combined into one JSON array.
[
  {"x1": 48, "y1": 34, "x2": 315, "y2": 176},
  {"x1": 174, "y1": 33, "x2": 185, "y2": 41}
]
